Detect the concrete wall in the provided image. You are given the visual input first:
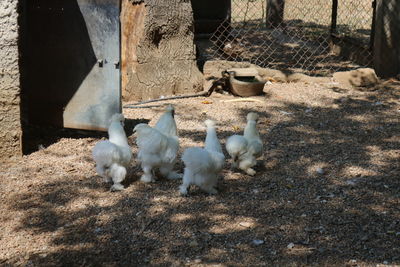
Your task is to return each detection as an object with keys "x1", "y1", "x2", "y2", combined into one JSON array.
[{"x1": 0, "y1": 0, "x2": 21, "y2": 159}]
